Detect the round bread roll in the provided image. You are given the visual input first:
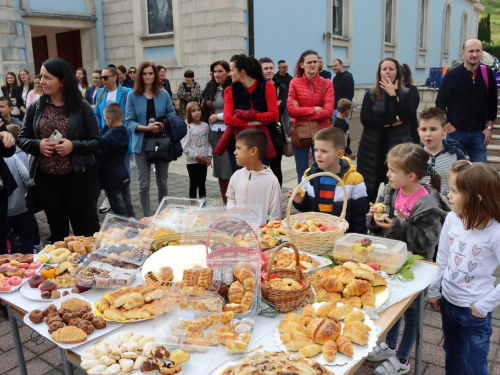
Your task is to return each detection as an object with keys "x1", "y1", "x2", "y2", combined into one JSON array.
[
  {"x1": 306, "y1": 318, "x2": 341, "y2": 345},
  {"x1": 160, "y1": 267, "x2": 174, "y2": 282}
]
